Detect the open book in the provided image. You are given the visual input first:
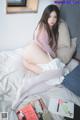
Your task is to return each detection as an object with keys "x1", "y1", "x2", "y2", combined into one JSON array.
[{"x1": 48, "y1": 98, "x2": 74, "y2": 118}]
